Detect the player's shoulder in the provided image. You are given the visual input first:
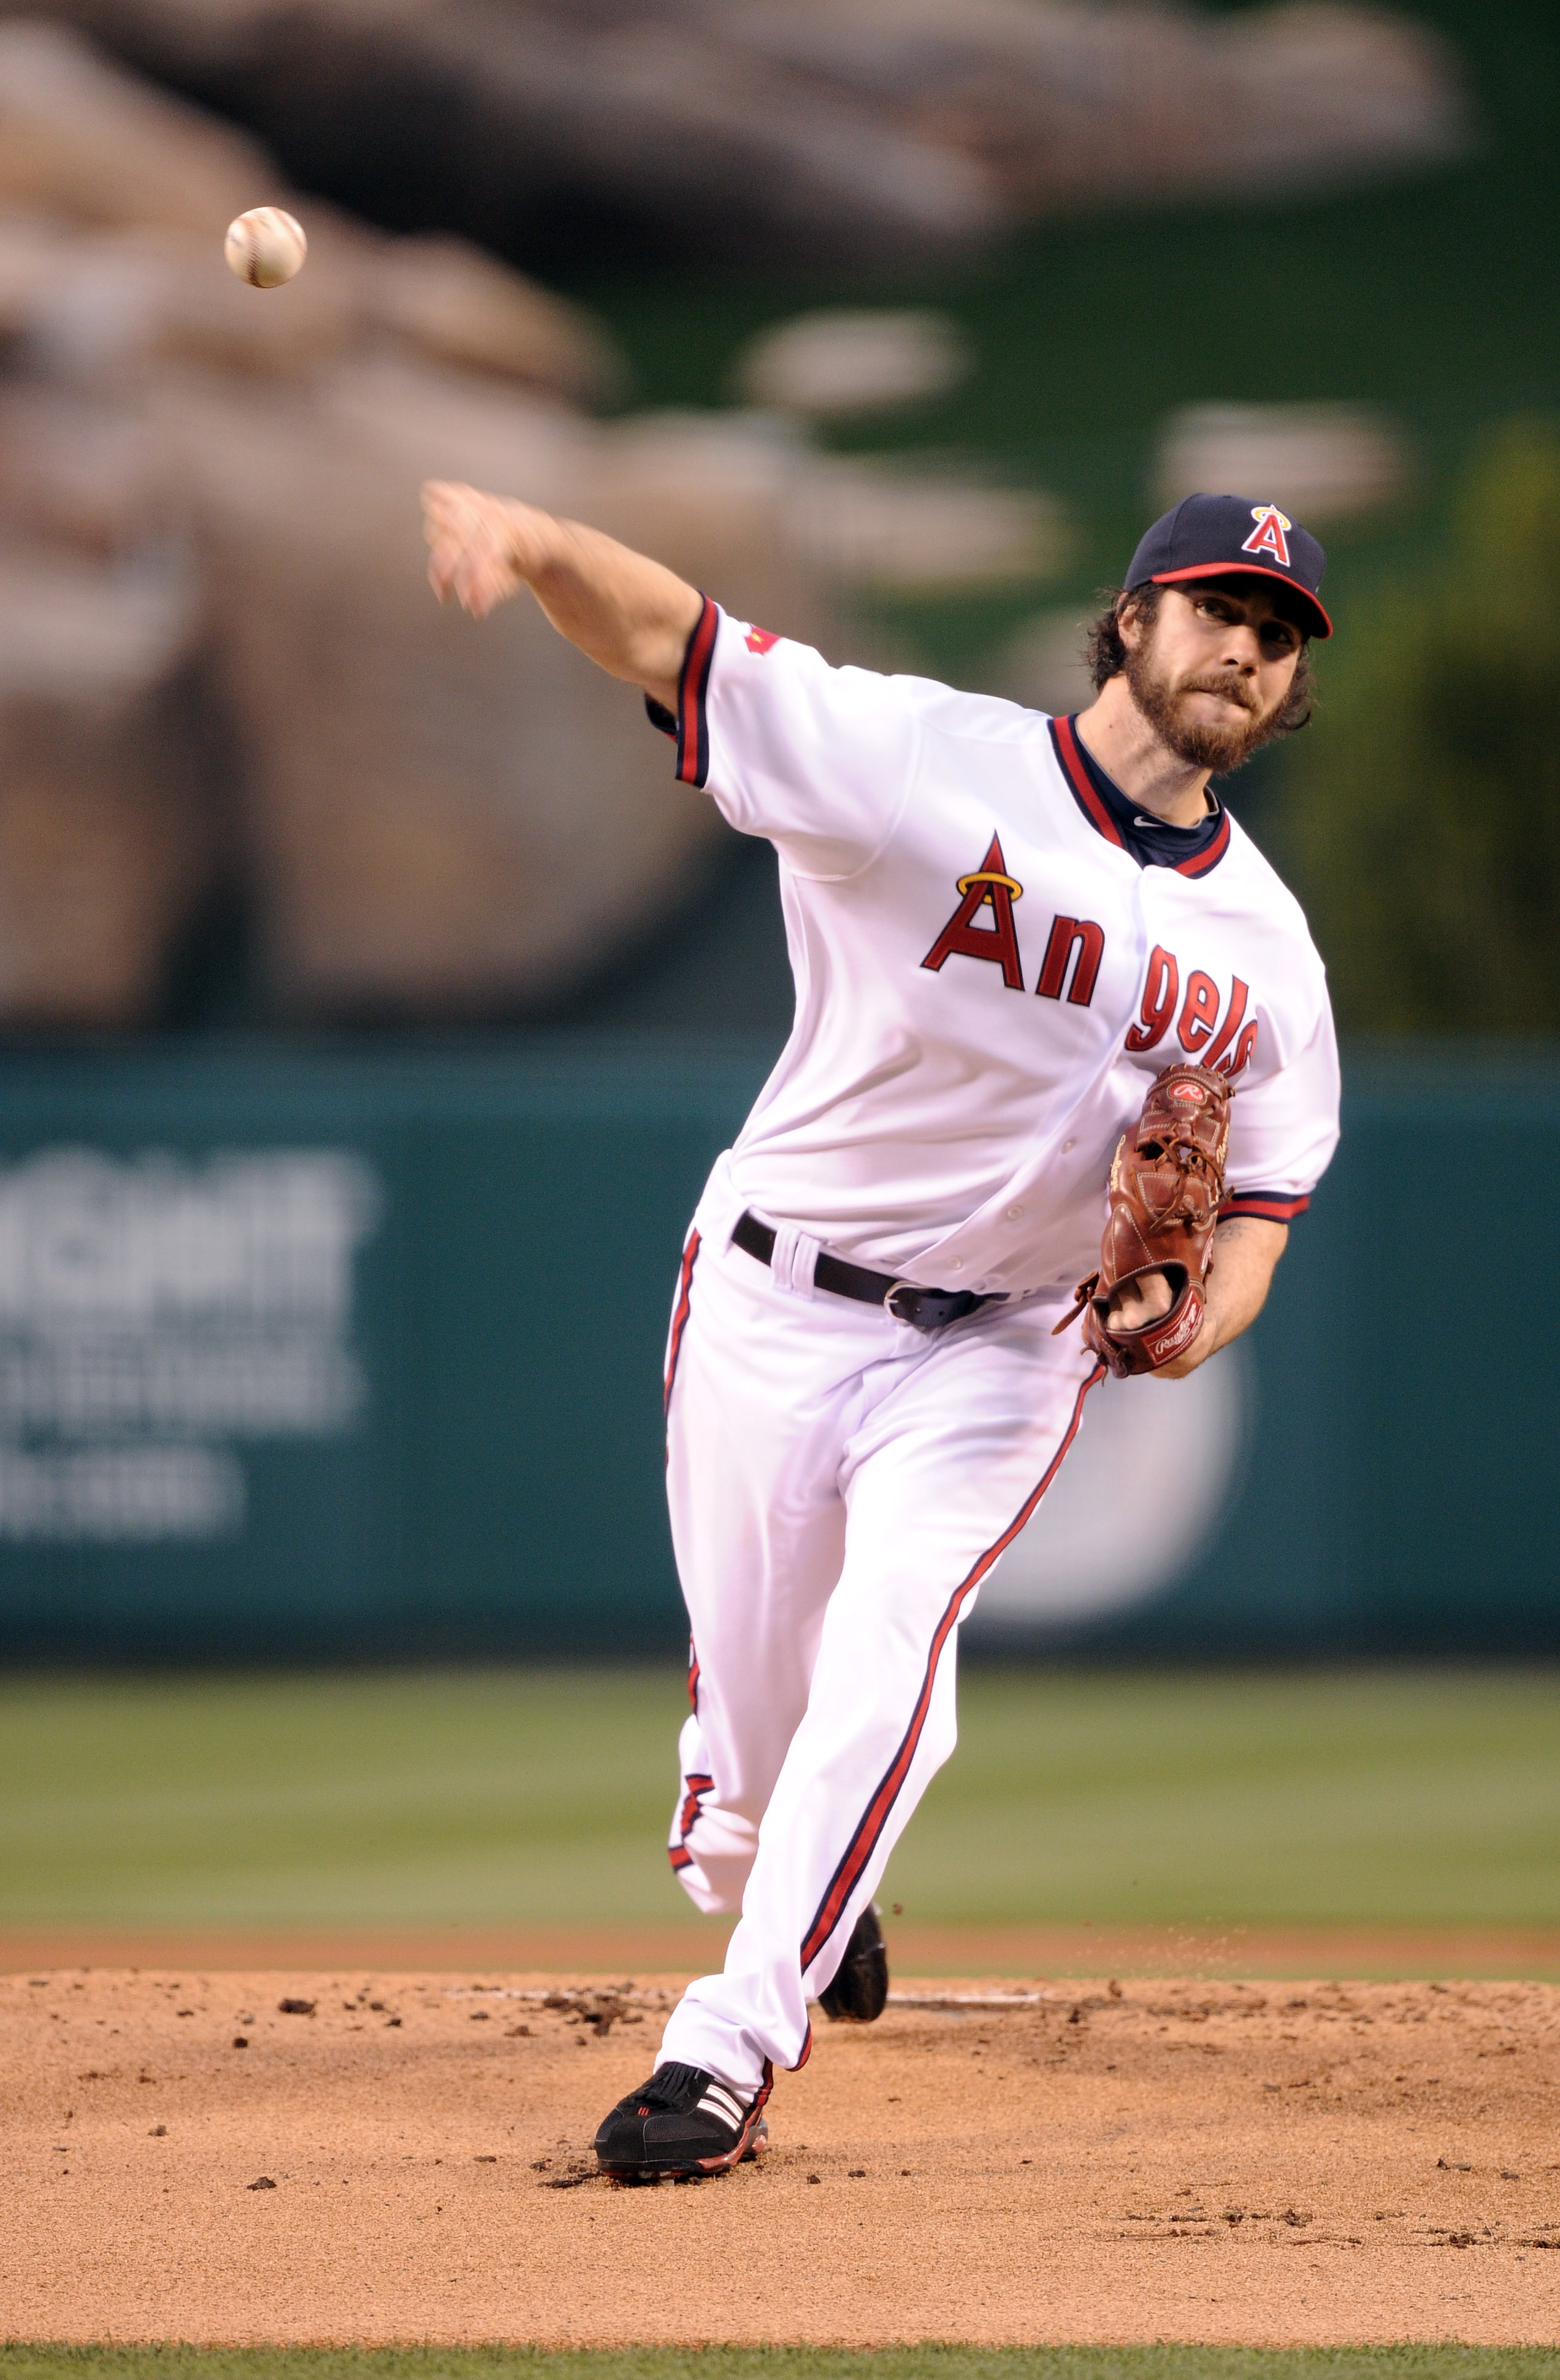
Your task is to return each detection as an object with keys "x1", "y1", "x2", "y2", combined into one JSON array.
[
  {"x1": 719, "y1": 613, "x2": 1047, "y2": 742},
  {"x1": 896, "y1": 677, "x2": 1053, "y2": 750}
]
